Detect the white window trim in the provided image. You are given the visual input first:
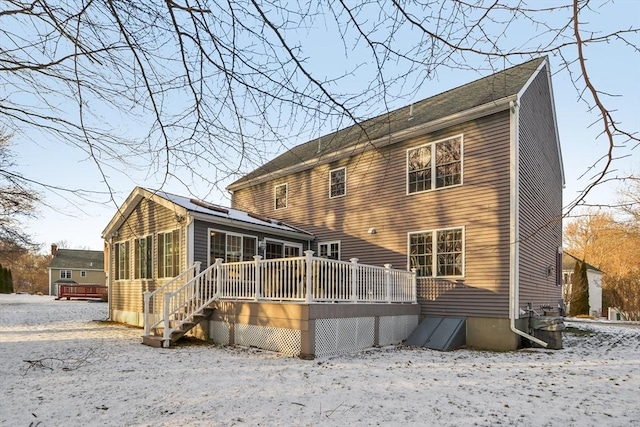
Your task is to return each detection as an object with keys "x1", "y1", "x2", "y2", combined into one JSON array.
[
  {"x1": 80, "y1": 270, "x2": 87, "y2": 278},
  {"x1": 114, "y1": 240, "x2": 131, "y2": 281},
  {"x1": 274, "y1": 183, "x2": 288, "y2": 210},
  {"x1": 60, "y1": 270, "x2": 72, "y2": 279},
  {"x1": 329, "y1": 166, "x2": 347, "y2": 199},
  {"x1": 263, "y1": 238, "x2": 303, "y2": 258},
  {"x1": 157, "y1": 228, "x2": 181, "y2": 279},
  {"x1": 208, "y1": 228, "x2": 258, "y2": 264},
  {"x1": 318, "y1": 241, "x2": 341, "y2": 260},
  {"x1": 407, "y1": 226, "x2": 465, "y2": 278},
  {"x1": 134, "y1": 234, "x2": 154, "y2": 280},
  {"x1": 406, "y1": 134, "x2": 464, "y2": 195}
]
